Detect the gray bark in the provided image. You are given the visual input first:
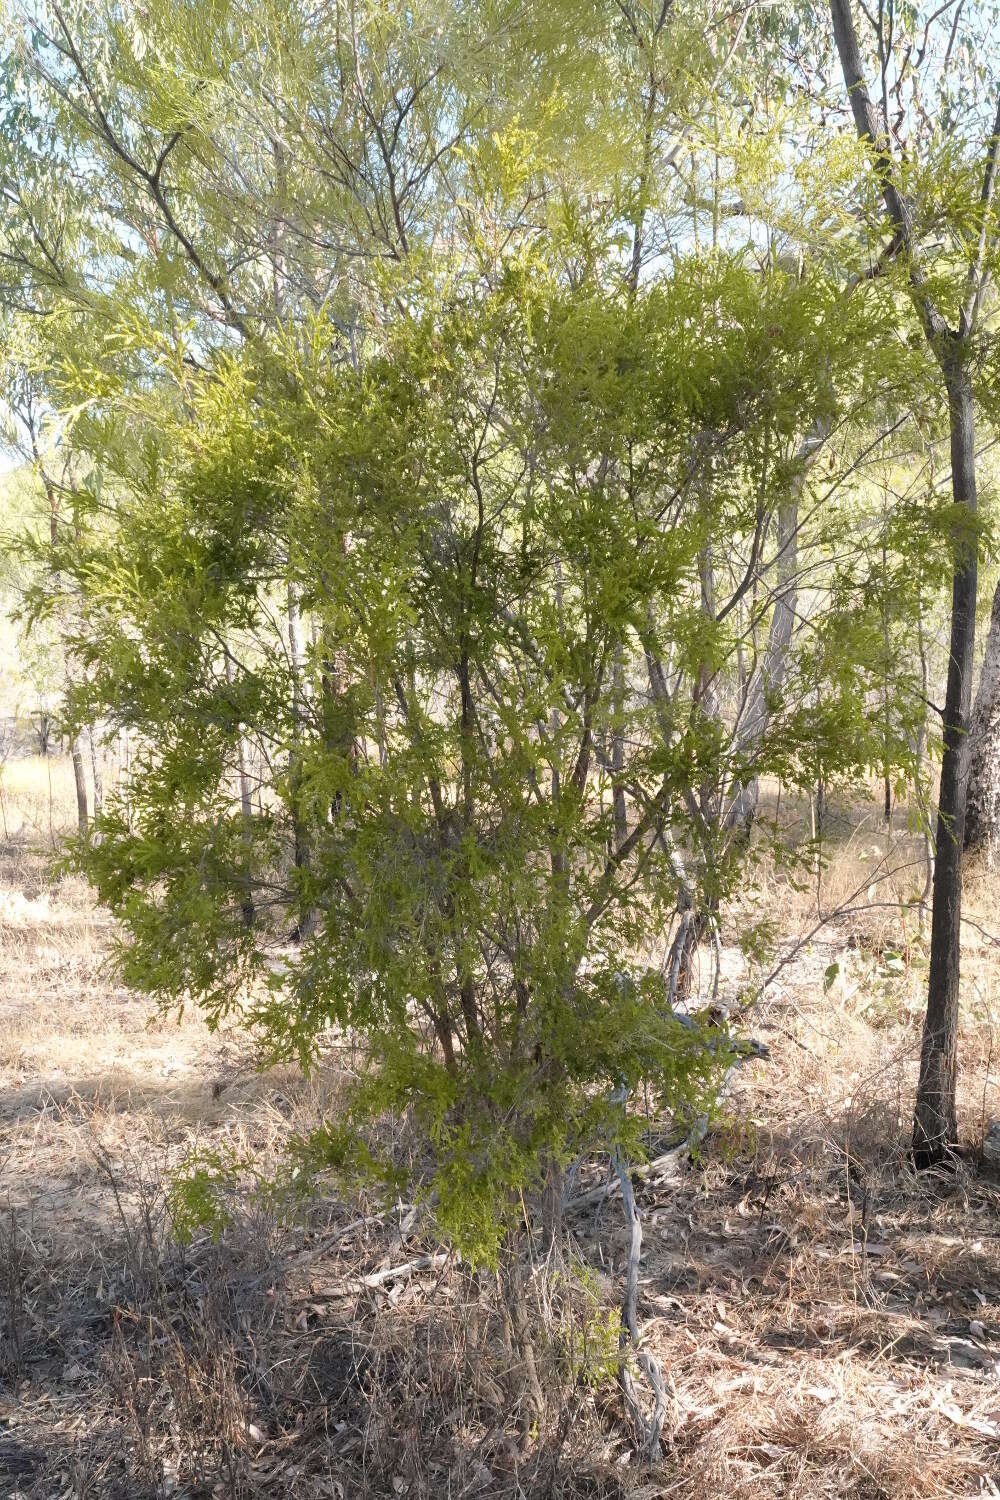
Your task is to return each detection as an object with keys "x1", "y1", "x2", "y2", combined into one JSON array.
[
  {"x1": 728, "y1": 496, "x2": 798, "y2": 829},
  {"x1": 89, "y1": 726, "x2": 103, "y2": 818},
  {"x1": 830, "y1": 0, "x2": 1000, "y2": 1168},
  {"x1": 287, "y1": 579, "x2": 316, "y2": 938},
  {"x1": 914, "y1": 374, "x2": 978, "y2": 1165},
  {"x1": 964, "y1": 577, "x2": 1000, "y2": 863},
  {"x1": 611, "y1": 1146, "x2": 670, "y2": 1457},
  {"x1": 728, "y1": 412, "x2": 829, "y2": 829},
  {"x1": 611, "y1": 649, "x2": 628, "y2": 852},
  {"x1": 70, "y1": 734, "x2": 88, "y2": 840},
  {"x1": 224, "y1": 649, "x2": 255, "y2": 927}
]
